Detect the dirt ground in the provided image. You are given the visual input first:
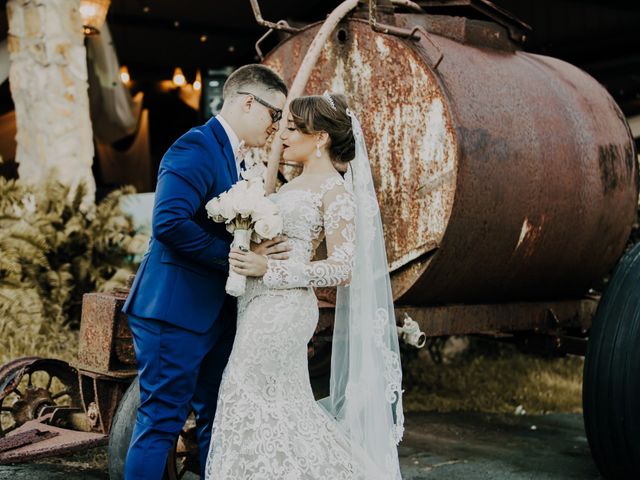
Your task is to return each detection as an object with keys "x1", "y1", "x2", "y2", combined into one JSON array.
[
  {"x1": 1, "y1": 336, "x2": 594, "y2": 478},
  {"x1": 0, "y1": 411, "x2": 600, "y2": 479}
]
